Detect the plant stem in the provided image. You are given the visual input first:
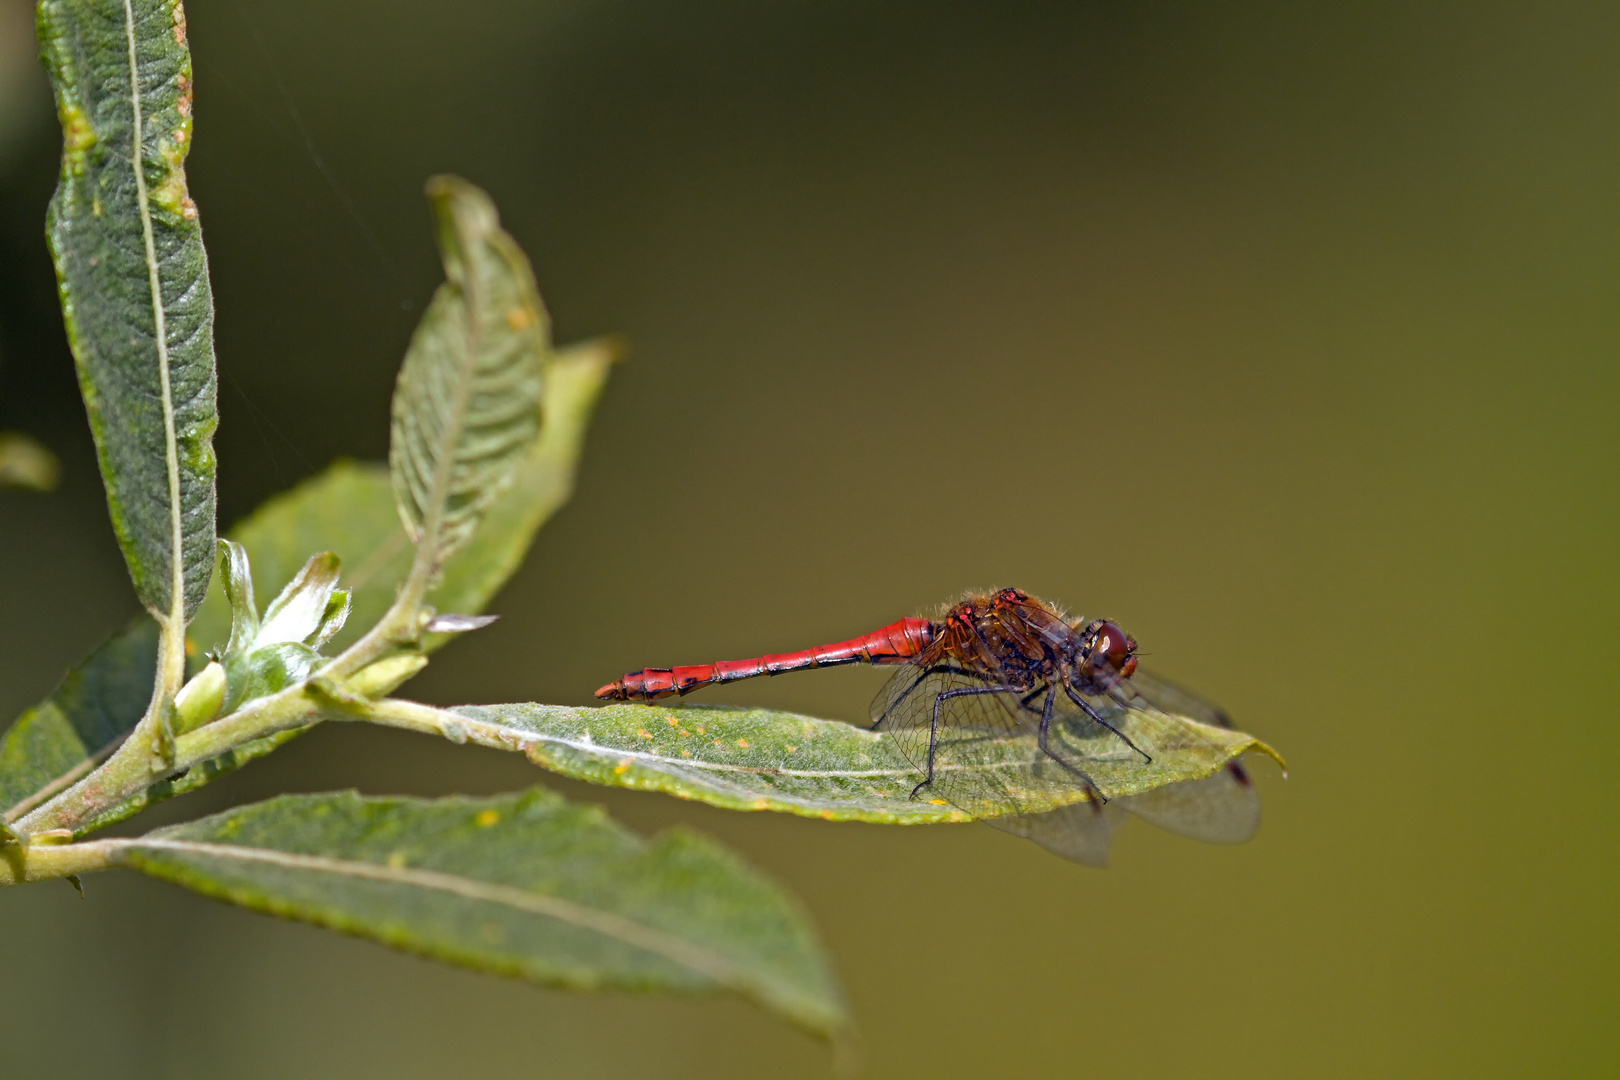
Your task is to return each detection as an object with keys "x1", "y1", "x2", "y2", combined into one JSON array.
[
  {"x1": 346, "y1": 697, "x2": 539, "y2": 755},
  {"x1": 0, "y1": 836, "x2": 116, "y2": 886},
  {"x1": 8, "y1": 652, "x2": 429, "y2": 841},
  {"x1": 34, "y1": 612, "x2": 191, "y2": 836},
  {"x1": 11, "y1": 684, "x2": 320, "y2": 838}
]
